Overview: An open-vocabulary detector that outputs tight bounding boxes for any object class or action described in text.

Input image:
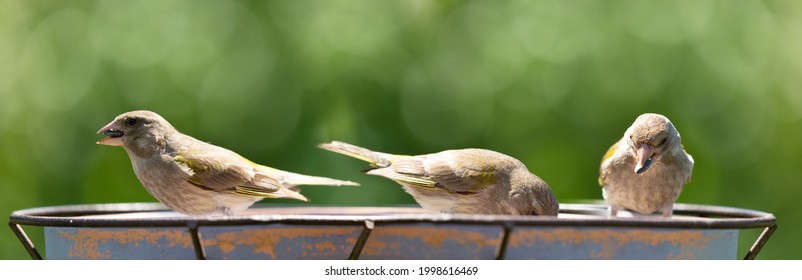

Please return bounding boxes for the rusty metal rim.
[8,202,777,260]
[8,202,776,229]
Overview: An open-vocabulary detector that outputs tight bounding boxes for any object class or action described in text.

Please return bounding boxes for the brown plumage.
[96,110,358,215]
[599,113,694,217]
[319,141,559,216]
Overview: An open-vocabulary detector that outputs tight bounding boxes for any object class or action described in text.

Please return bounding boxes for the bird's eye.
[530,209,539,216]
[126,118,138,126]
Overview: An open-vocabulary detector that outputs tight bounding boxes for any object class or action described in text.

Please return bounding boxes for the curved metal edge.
[7,203,779,260]
[10,203,169,218]
[9,203,777,230]
[743,224,778,260]
[8,222,43,260]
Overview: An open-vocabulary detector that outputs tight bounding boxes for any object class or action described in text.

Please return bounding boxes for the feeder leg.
[8,222,43,260]
[188,222,207,260]
[348,220,374,260]
[495,224,512,260]
[743,224,778,260]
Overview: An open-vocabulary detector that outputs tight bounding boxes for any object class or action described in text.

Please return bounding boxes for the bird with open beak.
[599,113,694,217]
[97,110,359,215]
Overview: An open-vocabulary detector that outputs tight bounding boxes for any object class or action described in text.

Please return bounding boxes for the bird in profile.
[97,110,358,215]
[319,141,559,216]
[599,113,694,217]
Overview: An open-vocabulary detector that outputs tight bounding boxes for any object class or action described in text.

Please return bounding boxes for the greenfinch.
[599,113,694,217]
[97,110,358,215]
[318,141,559,216]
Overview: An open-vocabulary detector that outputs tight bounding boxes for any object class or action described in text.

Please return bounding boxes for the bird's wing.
[599,140,621,186]
[381,149,503,194]
[682,144,694,184]
[173,149,285,197]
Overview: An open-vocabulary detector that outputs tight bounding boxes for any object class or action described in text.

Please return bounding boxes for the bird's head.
[625,113,680,175]
[513,172,559,216]
[97,110,177,153]
[527,188,559,217]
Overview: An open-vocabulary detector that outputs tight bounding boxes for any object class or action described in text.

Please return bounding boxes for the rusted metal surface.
[200,225,363,259]
[360,224,503,259]
[45,227,196,260]
[9,202,777,260]
[505,227,737,259]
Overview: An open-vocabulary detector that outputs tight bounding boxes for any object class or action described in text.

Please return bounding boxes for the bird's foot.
[608,205,625,217]
[660,206,673,218]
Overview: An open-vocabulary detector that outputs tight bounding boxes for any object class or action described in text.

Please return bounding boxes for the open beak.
[97,120,124,146]
[634,144,653,174]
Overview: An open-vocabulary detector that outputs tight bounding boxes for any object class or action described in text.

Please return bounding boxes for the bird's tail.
[254,164,359,188]
[318,141,401,168]
[280,172,360,187]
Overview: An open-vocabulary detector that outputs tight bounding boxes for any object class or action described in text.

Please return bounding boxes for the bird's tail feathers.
[318,141,398,168]
[275,187,309,202]
[254,163,359,187]
[280,172,360,187]
[236,185,309,202]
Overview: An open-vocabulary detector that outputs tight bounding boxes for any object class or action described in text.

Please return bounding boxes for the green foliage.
[1,0,799,259]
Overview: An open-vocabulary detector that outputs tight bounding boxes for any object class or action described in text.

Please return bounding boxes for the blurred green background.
[1,0,799,259]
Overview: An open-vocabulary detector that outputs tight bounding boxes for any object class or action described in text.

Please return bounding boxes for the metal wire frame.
[8,202,777,260]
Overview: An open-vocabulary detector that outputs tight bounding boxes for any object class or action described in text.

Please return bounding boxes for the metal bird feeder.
[8,202,776,260]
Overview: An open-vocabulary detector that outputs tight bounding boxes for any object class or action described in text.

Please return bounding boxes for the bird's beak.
[97,120,124,146]
[634,144,653,174]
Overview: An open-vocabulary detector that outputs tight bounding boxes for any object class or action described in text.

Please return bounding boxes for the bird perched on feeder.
[96,110,358,215]
[318,141,559,216]
[599,113,694,217]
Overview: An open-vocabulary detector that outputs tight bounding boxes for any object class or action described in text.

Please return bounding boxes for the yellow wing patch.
[598,142,619,187]
[601,143,618,164]
[386,169,492,194]
[235,186,278,197]
[460,169,496,193]
[385,173,439,190]
[174,155,211,173]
